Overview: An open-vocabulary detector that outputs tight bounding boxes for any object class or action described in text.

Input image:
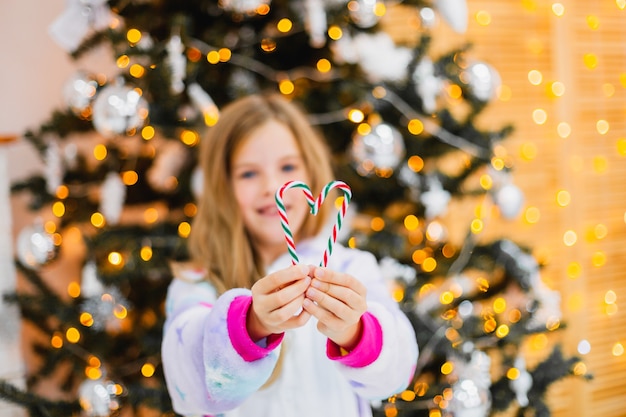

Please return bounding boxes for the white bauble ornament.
[166,35,186,94]
[63,142,79,169]
[349,0,381,28]
[412,57,444,113]
[92,85,149,137]
[16,221,57,269]
[63,71,98,115]
[419,7,438,28]
[99,172,126,225]
[45,139,63,195]
[352,32,412,83]
[510,356,533,407]
[350,122,405,176]
[421,176,451,219]
[494,183,524,219]
[304,0,328,47]
[191,166,204,201]
[435,0,468,33]
[465,61,501,103]
[81,261,104,298]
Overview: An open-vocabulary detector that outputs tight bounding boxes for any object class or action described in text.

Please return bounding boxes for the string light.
[277,18,292,33]
[556,190,571,207]
[328,25,342,40]
[552,3,565,17]
[68,282,81,298]
[126,28,141,44]
[93,144,107,160]
[218,48,231,62]
[407,119,424,135]
[475,10,491,26]
[91,212,106,228]
[207,50,220,64]
[370,217,385,232]
[108,252,124,267]
[51,332,63,349]
[141,363,156,378]
[178,221,191,238]
[144,207,159,223]
[557,121,571,138]
[52,201,65,217]
[66,327,81,343]
[578,339,591,355]
[528,69,542,85]
[56,185,69,199]
[122,171,138,185]
[116,55,130,68]
[403,214,419,231]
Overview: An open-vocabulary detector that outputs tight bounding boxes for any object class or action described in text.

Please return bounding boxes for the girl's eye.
[282,163,298,172]
[238,170,257,179]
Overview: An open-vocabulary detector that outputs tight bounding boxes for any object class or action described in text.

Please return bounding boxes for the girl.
[161,94,418,417]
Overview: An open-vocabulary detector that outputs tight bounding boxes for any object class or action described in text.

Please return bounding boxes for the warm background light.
[381,2,626,416]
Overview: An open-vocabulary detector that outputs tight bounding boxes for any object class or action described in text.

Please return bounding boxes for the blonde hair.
[188,94,335,293]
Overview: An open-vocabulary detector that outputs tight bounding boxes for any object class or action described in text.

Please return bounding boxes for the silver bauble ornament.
[349,0,381,28]
[92,85,149,137]
[16,222,57,269]
[350,122,405,176]
[63,71,98,115]
[450,378,491,417]
[465,61,501,103]
[220,0,269,13]
[78,378,120,417]
[494,183,524,219]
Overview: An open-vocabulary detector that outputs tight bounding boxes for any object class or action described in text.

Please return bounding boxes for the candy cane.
[275,180,352,267]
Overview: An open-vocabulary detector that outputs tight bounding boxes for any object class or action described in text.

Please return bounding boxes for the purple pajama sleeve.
[161,282,282,416]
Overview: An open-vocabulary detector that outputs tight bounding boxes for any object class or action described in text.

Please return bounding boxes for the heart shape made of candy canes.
[275,180,352,267]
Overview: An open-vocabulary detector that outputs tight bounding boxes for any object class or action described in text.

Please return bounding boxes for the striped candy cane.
[275,180,352,267]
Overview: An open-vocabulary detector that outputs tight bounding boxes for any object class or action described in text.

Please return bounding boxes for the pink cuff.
[227,295,284,362]
[326,311,382,368]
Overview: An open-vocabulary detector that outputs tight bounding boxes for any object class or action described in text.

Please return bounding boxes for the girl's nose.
[263,173,283,196]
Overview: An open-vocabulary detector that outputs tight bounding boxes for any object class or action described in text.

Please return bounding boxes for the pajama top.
[161,234,418,417]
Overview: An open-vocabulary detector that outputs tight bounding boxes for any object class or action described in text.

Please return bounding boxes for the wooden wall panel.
[385,1,626,416]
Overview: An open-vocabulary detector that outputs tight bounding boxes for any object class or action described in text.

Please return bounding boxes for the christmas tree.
[1,1,590,416]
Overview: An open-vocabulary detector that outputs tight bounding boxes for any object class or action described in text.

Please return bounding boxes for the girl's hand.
[302,267,367,350]
[247,264,313,341]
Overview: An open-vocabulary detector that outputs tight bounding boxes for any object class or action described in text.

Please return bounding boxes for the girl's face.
[231,120,311,266]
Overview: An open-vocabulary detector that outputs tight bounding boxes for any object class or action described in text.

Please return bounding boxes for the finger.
[267,276,311,312]
[305,286,352,319]
[312,268,367,297]
[302,297,343,327]
[310,279,365,310]
[257,264,312,293]
[268,294,311,324]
